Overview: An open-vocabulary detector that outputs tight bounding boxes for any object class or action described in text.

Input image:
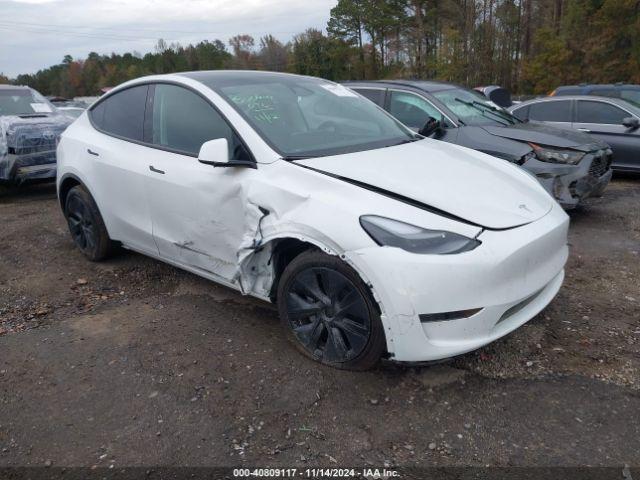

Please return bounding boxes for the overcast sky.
[0,0,337,78]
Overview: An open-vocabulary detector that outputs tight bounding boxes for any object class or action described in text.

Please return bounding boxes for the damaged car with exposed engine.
[1,85,72,185]
[344,80,613,209]
[57,71,569,370]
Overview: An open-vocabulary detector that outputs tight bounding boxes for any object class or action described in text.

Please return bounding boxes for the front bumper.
[522,150,612,209]
[0,152,57,185]
[346,202,569,362]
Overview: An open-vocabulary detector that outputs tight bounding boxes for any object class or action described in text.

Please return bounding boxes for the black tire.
[277,250,385,370]
[64,185,115,261]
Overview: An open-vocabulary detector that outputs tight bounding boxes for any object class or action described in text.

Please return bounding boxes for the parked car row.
[3,72,637,370]
[345,80,613,208]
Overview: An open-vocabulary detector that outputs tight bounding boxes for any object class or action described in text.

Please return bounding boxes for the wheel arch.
[57,173,115,244]
[58,173,84,212]
[263,236,325,302]
[257,234,382,319]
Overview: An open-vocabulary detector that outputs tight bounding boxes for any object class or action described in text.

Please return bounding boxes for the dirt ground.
[0,178,639,470]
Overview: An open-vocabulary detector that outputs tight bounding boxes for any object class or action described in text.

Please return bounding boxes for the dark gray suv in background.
[510,96,640,173]
[344,80,613,209]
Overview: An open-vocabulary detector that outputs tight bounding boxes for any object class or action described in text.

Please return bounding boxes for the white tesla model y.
[56,71,569,370]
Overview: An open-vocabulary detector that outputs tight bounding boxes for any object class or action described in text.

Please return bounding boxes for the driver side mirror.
[418,116,442,137]
[198,138,256,169]
[622,116,639,131]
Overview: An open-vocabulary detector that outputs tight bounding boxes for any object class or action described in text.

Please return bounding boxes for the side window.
[528,101,572,122]
[620,90,640,107]
[90,85,148,141]
[353,88,385,106]
[151,84,249,160]
[576,101,628,125]
[511,105,529,121]
[389,91,443,128]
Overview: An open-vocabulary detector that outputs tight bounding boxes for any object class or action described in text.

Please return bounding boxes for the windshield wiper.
[281,155,315,161]
[387,137,422,147]
[454,98,515,126]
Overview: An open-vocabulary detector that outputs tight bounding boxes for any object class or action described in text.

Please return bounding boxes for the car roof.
[511,95,640,112]
[343,79,460,93]
[0,84,30,91]
[556,84,640,91]
[177,70,317,85]
[514,95,629,108]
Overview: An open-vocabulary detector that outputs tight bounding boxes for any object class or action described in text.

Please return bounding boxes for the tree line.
[4,0,640,97]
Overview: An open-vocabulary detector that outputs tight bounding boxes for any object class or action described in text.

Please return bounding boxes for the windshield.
[0,88,55,116]
[433,88,520,126]
[210,77,416,158]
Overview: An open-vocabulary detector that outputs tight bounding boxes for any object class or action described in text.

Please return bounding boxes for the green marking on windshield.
[229,94,281,124]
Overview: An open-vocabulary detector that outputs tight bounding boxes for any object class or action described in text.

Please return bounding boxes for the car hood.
[0,113,72,149]
[296,139,553,230]
[482,122,607,151]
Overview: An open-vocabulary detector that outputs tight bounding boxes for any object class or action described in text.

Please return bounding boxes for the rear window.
[528,101,572,122]
[352,88,385,106]
[90,85,148,142]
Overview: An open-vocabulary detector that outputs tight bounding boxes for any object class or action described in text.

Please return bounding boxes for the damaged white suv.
[57,71,569,370]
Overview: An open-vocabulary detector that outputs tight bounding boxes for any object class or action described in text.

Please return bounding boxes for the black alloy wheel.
[277,250,385,370]
[64,185,115,261]
[66,193,97,254]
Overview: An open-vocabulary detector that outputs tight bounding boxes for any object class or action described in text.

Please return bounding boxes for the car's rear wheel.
[277,250,385,370]
[64,185,114,261]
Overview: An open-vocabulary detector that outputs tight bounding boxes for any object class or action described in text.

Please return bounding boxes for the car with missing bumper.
[345,80,612,209]
[57,71,569,369]
[0,85,72,185]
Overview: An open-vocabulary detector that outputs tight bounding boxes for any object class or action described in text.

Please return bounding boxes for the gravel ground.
[0,178,639,470]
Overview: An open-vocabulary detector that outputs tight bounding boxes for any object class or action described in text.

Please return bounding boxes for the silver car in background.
[510,95,640,173]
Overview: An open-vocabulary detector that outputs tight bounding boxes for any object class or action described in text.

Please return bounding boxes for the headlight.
[360,215,481,255]
[528,143,585,165]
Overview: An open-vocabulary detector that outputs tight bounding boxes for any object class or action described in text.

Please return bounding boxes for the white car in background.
[56,71,569,370]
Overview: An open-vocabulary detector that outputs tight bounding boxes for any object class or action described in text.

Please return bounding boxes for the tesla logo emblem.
[519,204,532,213]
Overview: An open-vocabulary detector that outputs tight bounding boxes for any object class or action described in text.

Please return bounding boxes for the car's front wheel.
[64,185,115,261]
[277,250,385,370]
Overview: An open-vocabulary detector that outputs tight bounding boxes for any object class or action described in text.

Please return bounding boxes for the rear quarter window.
[511,105,529,121]
[89,85,148,142]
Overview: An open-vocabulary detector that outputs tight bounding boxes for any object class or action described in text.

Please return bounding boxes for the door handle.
[87,149,99,156]
[577,128,591,133]
[149,165,165,175]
